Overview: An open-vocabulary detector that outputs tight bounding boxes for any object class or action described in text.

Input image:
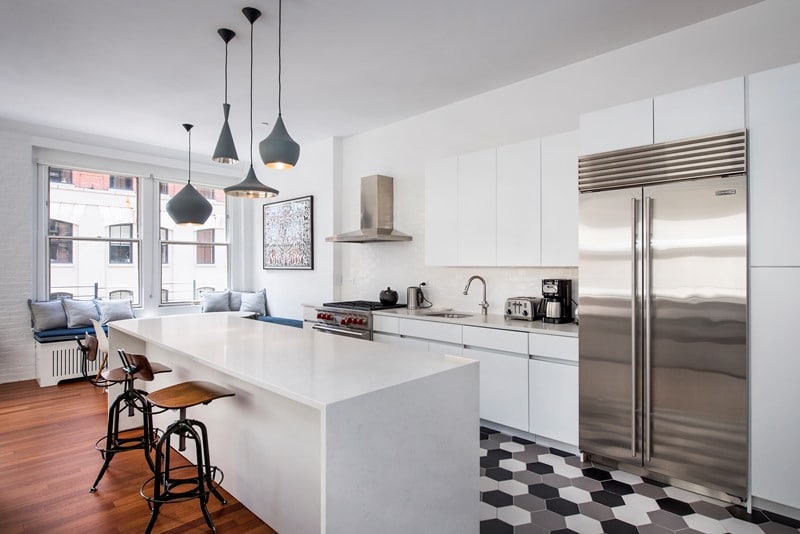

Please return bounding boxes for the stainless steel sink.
[424,312,472,318]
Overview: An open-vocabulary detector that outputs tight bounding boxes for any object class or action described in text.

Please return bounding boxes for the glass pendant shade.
[259,114,300,169]
[212,28,238,164]
[212,103,238,164]
[224,164,278,198]
[224,7,280,199]
[167,124,213,226]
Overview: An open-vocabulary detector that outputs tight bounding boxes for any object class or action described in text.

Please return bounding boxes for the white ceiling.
[0,0,760,156]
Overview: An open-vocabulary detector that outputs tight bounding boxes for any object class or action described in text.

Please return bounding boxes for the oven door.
[311,323,372,341]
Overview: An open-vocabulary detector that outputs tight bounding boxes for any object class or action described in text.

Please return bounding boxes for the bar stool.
[140,380,235,534]
[89,349,171,492]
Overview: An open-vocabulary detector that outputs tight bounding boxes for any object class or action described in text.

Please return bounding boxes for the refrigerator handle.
[643,196,652,463]
[630,197,638,458]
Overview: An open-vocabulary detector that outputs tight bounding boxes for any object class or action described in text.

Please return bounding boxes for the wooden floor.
[0,379,277,533]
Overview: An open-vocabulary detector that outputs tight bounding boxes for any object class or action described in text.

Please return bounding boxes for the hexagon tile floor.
[479,427,800,534]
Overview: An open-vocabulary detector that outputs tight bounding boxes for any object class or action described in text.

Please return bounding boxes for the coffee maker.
[541,279,573,324]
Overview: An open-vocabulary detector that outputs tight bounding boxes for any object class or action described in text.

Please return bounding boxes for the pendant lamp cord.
[250,15,254,164]
[278,0,282,116]
[224,39,229,104]
[187,127,192,184]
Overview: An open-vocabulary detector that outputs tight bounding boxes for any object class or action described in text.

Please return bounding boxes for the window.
[48,219,73,263]
[49,167,72,184]
[159,182,228,303]
[46,166,139,302]
[109,224,133,264]
[196,229,215,264]
[109,175,134,190]
[160,227,169,264]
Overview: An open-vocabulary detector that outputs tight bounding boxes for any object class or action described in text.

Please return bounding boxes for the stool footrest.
[140,465,225,505]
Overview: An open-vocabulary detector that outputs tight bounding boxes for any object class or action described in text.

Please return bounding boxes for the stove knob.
[358,318,365,325]
[523,310,529,316]
[340,319,347,325]
[506,308,512,315]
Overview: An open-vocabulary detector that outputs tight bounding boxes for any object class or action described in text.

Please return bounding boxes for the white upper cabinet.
[654,77,745,143]
[425,132,579,267]
[458,148,497,265]
[497,139,541,266]
[424,156,459,266]
[579,99,653,155]
[748,62,800,267]
[541,131,579,266]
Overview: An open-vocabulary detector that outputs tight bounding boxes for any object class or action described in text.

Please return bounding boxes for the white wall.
[245,138,338,319]
[0,131,34,381]
[336,0,800,312]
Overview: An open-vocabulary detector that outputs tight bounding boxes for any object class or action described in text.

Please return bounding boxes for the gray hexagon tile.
[479,428,800,534]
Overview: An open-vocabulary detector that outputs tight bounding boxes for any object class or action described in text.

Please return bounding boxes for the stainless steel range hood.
[326,174,412,243]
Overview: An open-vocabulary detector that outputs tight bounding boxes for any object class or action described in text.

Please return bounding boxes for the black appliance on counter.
[313,301,406,340]
[541,279,573,323]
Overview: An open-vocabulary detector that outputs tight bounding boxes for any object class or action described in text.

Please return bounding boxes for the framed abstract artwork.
[262,195,313,270]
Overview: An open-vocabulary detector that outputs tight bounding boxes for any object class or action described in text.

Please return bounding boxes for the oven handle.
[312,324,370,339]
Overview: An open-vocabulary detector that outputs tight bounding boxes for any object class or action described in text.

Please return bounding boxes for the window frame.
[108,223,134,264]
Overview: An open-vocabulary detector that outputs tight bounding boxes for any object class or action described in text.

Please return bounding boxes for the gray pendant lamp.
[224,7,279,198]
[259,0,300,170]
[166,124,213,226]
[212,28,239,164]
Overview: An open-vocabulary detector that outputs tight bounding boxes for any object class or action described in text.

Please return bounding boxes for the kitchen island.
[108,313,479,534]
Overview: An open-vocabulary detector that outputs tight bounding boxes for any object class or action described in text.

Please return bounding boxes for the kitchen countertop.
[110,312,477,408]
[372,307,579,337]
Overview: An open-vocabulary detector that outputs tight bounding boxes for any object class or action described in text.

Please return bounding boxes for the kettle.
[406,285,425,310]
[379,287,398,306]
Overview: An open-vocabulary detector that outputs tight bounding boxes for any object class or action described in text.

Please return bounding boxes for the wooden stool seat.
[146,381,234,410]
[101,362,171,383]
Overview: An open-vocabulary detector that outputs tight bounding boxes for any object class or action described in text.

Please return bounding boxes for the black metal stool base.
[89,386,156,492]
[140,418,226,534]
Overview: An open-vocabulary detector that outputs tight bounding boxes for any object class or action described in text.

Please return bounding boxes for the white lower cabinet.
[750,267,800,510]
[463,347,528,430]
[528,333,579,446]
[528,359,578,446]
[464,326,529,429]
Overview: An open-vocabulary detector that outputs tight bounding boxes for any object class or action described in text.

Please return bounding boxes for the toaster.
[504,297,543,321]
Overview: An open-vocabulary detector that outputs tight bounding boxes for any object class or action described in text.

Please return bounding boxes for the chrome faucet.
[463,275,489,316]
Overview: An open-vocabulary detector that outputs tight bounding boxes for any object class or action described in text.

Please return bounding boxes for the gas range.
[312,301,406,340]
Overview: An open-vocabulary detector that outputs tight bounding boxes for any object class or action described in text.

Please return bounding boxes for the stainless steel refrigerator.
[578,130,748,503]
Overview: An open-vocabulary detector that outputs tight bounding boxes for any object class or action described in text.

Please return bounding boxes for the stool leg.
[89,392,124,492]
[194,419,227,505]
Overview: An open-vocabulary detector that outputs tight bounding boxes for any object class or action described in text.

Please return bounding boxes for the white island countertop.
[373,307,579,337]
[112,312,474,409]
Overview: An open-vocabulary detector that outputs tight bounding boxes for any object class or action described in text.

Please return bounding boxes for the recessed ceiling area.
[0,0,761,155]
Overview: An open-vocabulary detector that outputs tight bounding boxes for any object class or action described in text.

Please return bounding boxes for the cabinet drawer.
[529,333,578,362]
[463,326,528,354]
[399,319,462,344]
[373,315,399,334]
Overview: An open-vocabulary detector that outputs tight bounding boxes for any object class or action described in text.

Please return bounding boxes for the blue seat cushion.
[33,325,107,343]
[256,316,303,329]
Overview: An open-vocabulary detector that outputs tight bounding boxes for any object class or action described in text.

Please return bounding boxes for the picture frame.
[262,195,314,270]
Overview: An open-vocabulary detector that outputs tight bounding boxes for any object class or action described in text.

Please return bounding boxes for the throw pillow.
[62,298,101,328]
[201,290,231,313]
[95,299,135,325]
[229,290,246,312]
[28,299,69,332]
[240,289,267,316]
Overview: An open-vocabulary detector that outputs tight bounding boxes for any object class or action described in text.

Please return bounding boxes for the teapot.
[379,287,398,306]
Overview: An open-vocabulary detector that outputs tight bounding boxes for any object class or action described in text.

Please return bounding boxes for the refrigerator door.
[643,175,747,499]
[579,187,643,464]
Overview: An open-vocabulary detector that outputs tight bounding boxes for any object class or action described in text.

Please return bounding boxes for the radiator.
[35,339,101,387]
